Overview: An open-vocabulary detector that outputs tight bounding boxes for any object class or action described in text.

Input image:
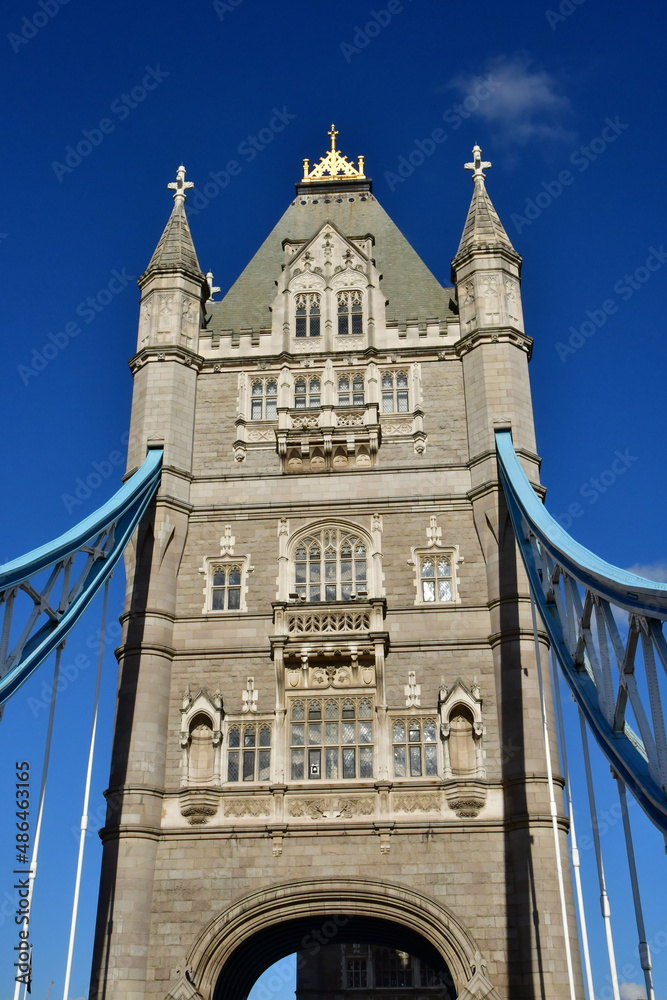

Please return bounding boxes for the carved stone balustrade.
[275,403,381,472]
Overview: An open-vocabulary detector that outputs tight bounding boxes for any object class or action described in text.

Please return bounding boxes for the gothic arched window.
[337,373,365,407]
[295,293,321,337]
[250,378,277,420]
[211,564,242,610]
[294,376,320,409]
[392,718,438,777]
[289,696,373,780]
[381,371,409,413]
[337,290,363,336]
[293,527,367,601]
[420,555,452,603]
[226,723,271,782]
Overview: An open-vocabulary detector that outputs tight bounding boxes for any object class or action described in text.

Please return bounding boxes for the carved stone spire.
[454,145,518,260]
[142,165,204,283]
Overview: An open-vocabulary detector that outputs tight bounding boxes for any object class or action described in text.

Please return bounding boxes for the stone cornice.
[128,344,205,373]
[455,326,533,359]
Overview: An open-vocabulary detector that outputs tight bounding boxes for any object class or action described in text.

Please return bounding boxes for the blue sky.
[1,1,666,997]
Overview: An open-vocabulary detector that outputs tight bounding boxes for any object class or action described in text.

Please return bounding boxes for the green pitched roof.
[144,198,203,280]
[207,193,456,331]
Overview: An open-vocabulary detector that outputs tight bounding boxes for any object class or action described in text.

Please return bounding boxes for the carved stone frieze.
[288,796,375,819]
[224,798,271,818]
[287,610,371,635]
[393,794,440,814]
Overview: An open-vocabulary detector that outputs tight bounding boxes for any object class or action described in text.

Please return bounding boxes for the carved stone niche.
[438,679,486,817]
[179,686,223,824]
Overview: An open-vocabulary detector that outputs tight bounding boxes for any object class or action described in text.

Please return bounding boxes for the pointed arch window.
[392,718,438,777]
[294,376,320,409]
[337,290,363,336]
[251,378,277,420]
[211,564,242,610]
[294,527,367,601]
[381,371,409,413]
[337,373,365,406]
[226,723,271,782]
[289,696,374,780]
[420,555,452,603]
[295,293,321,337]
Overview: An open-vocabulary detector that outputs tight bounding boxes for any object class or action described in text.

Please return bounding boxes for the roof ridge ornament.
[168,164,194,204]
[464,144,491,184]
[301,124,366,183]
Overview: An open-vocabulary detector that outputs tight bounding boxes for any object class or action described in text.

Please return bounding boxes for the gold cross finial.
[328,123,339,150]
[464,145,492,182]
[168,164,194,203]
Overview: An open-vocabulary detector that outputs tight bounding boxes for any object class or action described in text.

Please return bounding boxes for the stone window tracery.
[211,564,242,610]
[294,527,367,602]
[337,372,365,406]
[409,517,461,607]
[420,554,452,603]
[289,697,374,780]
[250,378,277,420]
[391,717,438,777]
[226,723,271,782]
[294,375,321,409]
[295,293,321,338]
[337,290,363,336]
[381,371,409,413]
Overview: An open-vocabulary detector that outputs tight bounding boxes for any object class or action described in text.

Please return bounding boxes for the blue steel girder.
[495,430,667,836]
[0,448,162,708]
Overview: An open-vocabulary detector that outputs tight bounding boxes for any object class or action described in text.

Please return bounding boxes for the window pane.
[266,398,277,419]
[309,563,320,582]
[342,723,355,744]
[228,566,241,586]
[338,315,348,336]
[439,580,452,601]
[295,379,306,392]
[325,700,338,720]
[228,728,240,748]
[351,313,363,335]
[227,588,240,610]
[358,722,372,744]
[339,376,349,391]
[309,297,320,316]
[291,724,304,746]
[393,721,405,743]
[409,745,422,776]
[397,390,409,412]
[251,400,263,419]
[259,726,271,747]
[213,568,225,586]
[353,375,364,392]
[423,581,435,602]
[295,563,306,584]
[308,701,321,720]
[227,751,239,781]
[425,744,438,776]
[308,724,321,746]
[258,750,271,781]
[291,749,304,780]
[424,721,436,742]
[309,316,320,338]
[212,590,225,611]
[342,700,355,719]
[382,392,394,413]
[341,560,352,582]
[382,373,393,389]
[325,560,336,581]
[421,558,434,578]
[342,748,356,778]
[409,722,420,743]
[243,750,255,780]
[397,373,408,388]
[310,586,321,602]
[359,699,372,719]
[393,745,406,777]
[438,557,451,577]
[325,723,339,745]
[341,584,352,601]
[295,317,306,338]
[252,382,263,396]
[325,585,336,601]
[291,702,304,721]
[309,748,321,778]
[244,727,256,747]
[325,747,339,779]
[355,560,366,581]
[359,747,373,778]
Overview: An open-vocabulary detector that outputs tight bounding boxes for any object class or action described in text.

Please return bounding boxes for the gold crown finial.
[301,126,366,183]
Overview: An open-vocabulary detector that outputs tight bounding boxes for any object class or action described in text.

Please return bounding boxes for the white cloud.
[625,561,667,583]
[445,53,574,145]
[618,982,647,1000]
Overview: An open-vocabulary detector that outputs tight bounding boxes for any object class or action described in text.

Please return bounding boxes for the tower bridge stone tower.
[90,133,581,1000]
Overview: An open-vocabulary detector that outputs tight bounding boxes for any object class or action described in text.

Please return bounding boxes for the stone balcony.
[275,403,381,472]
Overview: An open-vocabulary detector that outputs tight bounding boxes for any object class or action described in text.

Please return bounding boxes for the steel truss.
[496,430,667,836]
[0,448,162,708]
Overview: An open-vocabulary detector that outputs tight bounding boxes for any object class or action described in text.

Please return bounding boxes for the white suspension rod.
[578,710,620,1000]
[616,777,655,1000]
[62,578,110,1000]
[12,645,64,1000]
[530,597,577,1000]
[551,651,595,1000]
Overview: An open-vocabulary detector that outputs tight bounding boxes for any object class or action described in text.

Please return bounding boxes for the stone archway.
[180,878,499,1000]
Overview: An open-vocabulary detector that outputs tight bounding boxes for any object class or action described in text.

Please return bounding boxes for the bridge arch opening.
[215,915,457,1000]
